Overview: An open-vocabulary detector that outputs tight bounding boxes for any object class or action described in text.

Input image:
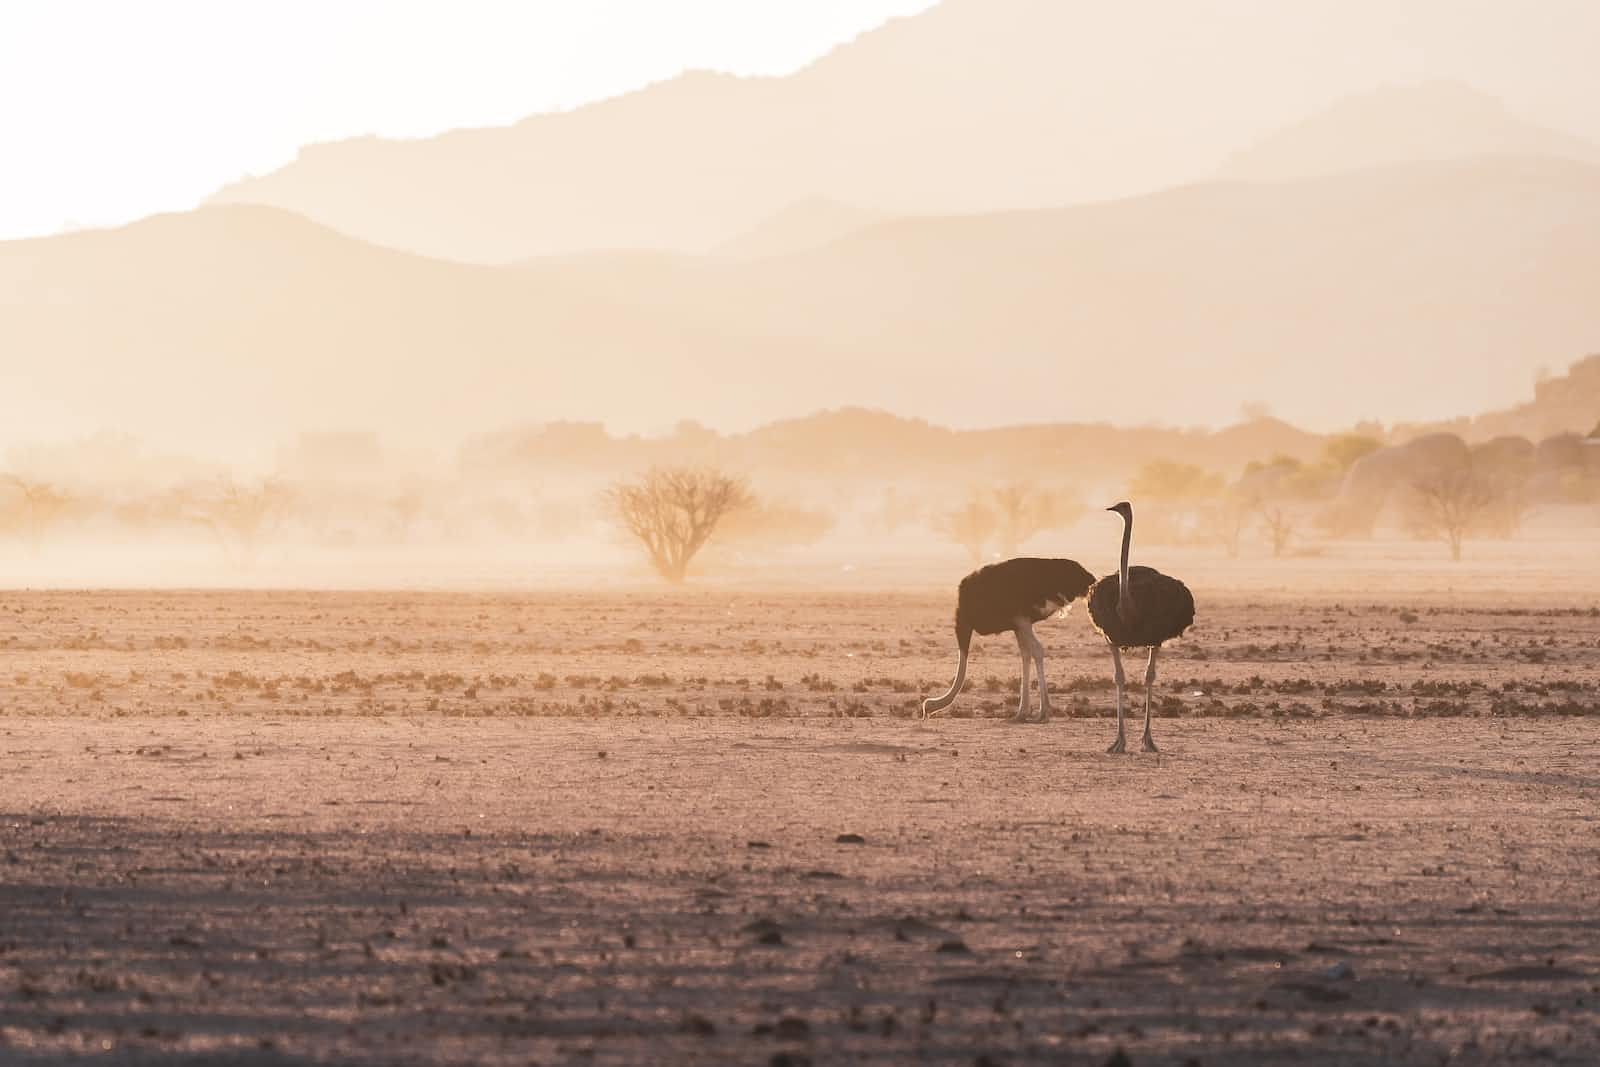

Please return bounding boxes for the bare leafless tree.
[1408,470,1496,561]
[606,467,751,582]
[185,477,290,567]
[1258,502,1298,557]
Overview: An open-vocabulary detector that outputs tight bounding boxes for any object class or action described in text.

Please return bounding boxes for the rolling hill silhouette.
[6,155,1599,453]
[714,197,890,259]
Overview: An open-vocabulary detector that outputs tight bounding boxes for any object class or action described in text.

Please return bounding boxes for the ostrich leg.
[1107,643,1128,753]
[1012,624,1032,721]
[1013,619,1049,723]
[1141,646,1160,753]
[1024,623,1050,723]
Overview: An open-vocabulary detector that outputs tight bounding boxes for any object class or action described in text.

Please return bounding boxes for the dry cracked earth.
[1,588,1598,1065]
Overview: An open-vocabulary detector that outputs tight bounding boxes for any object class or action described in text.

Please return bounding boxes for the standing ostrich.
[1087,502,1195,753]
[920,557,1095,722]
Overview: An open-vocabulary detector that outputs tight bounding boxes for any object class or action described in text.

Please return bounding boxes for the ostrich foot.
[1036,705,1051,724]
[1141,733,1159,753]
[1107,733,1127,754]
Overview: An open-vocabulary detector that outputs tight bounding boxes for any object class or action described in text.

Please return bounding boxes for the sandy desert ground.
[2,585,1598,1065]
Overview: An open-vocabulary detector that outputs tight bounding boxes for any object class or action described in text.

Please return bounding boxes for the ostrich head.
[1106,501,1132,520]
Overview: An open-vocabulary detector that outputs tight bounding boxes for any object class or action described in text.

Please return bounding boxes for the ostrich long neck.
[1117,511,1136,622]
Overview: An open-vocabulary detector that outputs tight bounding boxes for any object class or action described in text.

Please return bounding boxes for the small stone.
[773,1016,811,1041]
[742,918,786,945]
[835,833,866,844]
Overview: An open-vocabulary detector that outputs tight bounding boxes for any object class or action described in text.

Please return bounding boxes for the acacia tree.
[1258,502,1297,557]
[936,493,997,564]
[991,484,1082,557]
[1408,469,1496,561]
[607,467,751,582]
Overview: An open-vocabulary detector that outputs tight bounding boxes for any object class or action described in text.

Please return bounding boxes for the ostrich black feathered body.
[1087,566,1195,649]
[955,557,1095,639]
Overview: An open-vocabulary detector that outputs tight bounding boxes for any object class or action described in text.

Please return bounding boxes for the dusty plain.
[2,581,1599,1065]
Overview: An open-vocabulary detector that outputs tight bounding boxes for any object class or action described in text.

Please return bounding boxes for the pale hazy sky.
[0,0,936,240]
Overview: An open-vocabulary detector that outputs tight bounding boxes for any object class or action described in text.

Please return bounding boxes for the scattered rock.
[773,1016,811,1041]
[835,833,866,844]
[429,963,477,985]
[677,1013,716,1036]
[1324,961,1355,980]
[1104,1048,1133,1067]
[747,840,771,849]
[742,918,786,946]
[937,939,972,954]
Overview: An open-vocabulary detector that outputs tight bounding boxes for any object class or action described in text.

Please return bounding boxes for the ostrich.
[1087,501,1195,753]
[920,557,1095,722]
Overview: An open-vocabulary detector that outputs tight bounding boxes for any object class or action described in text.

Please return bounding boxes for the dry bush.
[182,477,292,567]
[991,484,1082,556]
[1477,484,1533,539]
[0,476,76,556]
[1130,459,1224,502]
[1321,433,1383,473]
[606,467,751,582]
[1258,502,1298,557]
[935,493,998,563]
[1198,491,1253,557]
[1128,460,1224,543]
[1234,454,1344,556]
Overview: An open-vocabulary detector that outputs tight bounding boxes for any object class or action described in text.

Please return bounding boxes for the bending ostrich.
[1087,502,1195,752]
[920,557,1095,722]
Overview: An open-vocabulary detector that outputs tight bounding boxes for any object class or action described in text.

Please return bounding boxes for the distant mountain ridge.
[1221,81,1600,182]
[206,0,1600,262]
